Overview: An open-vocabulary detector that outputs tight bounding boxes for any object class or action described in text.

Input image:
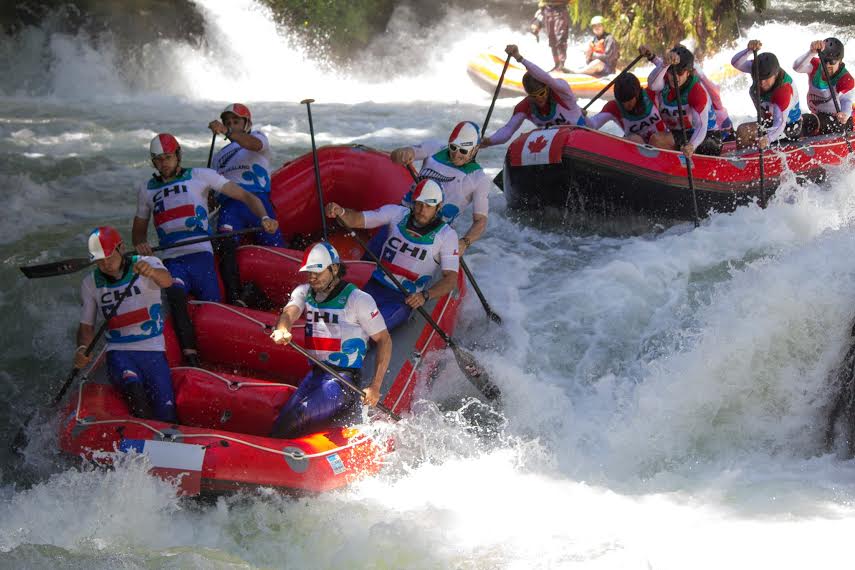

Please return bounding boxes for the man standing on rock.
[533,0,571,73]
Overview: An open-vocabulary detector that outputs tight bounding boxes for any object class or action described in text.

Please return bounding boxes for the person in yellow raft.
[574,16,620,77]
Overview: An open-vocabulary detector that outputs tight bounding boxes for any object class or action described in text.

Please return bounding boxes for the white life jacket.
[373,213,453,293]
[303,282,372,369]
[212,130,272,194]
[406,149,486,222]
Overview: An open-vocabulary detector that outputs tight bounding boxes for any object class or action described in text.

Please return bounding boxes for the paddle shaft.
[303,99,329,240]
[405,165,501,324]
[816,49,853,154]
[751,49,767,208]
[481,53,512,134]
[285,341,401,421]
[670,67,701,227]
[206,132,217,168]
[582,53,646,112]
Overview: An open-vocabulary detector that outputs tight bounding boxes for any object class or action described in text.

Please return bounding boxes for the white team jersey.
[286,282,387,369]
[362,204,459,293]
[135,168,230,259]
[80,256,167,352]
[211,130,273,194]
[406,139,491,222]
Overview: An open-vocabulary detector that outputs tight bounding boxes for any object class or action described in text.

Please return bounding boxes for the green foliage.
[261,0,397,58]
[570,0,764,62]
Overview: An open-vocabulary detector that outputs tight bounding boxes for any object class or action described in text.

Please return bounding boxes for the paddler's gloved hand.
[270,327,292,345]
[261,216,279,234]
[639,45,654,62]
[208,120,228,136]
[73,345,91,369]
[390,147,415,166]
[325,202,346,219]
[810,40,825,52]
[758,135,769,150]
[666,51,681,66]
[133,259,156,278]
[505,44,523,63]
[747,39,762,52]
[362,385,380,407]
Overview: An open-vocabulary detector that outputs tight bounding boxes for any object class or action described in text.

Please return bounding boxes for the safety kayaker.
[325,179,459,331]
[269,242,392,438]
[793,38,854,136]
[208,103,285,306]
[389,121,490,255]
[575,16,619,77]
[133,133,279,366]
[481,44,585,149]
[647,45,723,157]
[75,226,176,421]
[731,40,803,150]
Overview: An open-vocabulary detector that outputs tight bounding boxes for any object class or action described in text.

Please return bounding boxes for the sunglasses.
[823,59,841,66]
[448,144,471,155]
[528,86,549,98]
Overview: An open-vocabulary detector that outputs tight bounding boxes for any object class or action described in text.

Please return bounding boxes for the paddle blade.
[451,344,501,401]
[19,257,93,279]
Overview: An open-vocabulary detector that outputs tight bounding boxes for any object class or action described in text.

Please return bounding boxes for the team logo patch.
[370,309,380,319]
[122,370,139,381]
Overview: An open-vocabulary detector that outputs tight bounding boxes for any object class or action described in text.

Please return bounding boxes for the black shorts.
[673,129,723,156]
[801,113,853,137]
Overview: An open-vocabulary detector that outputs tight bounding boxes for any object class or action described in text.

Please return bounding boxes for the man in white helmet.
[576,16,620,77]
[208,103,285,306]
[325,179,460,332]
[133,133,279,366]
[389,121,491,255]
[269,242,392,438]
[75,226,176,421]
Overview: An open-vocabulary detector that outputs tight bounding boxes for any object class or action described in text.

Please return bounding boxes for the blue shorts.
[272,367,359,438]
[362,278,411,331]
[217,193,284,247]
[163,251,221,302]
[106,350,176,422]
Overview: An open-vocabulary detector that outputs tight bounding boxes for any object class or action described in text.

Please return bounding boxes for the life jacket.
[409,148,483,222]
[658,73,716,133]
[373,213,450,293]
[613,88,665,140]
[750,71,802,125]
[806,59,854,115]
[144,168,211,252]
[304,281,371,370]
[89,256,165,350]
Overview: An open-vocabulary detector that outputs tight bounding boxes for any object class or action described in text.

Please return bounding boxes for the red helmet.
[149,133,181,158]
[88,226,123,261]
[221,103,252,132]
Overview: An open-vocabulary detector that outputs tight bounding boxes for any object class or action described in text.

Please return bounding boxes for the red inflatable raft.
[502,126,852,221]
[58,145,467,495]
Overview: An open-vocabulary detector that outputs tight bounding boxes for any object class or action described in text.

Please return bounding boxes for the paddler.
[207,103,285,306]
[793,38,854,136]
[480,44,585,149]
[324,179,459,331]
[75,226,177,421]
[133,133,279,366]
[574,16,620,77]
[269,242,392,438]
[731,40,803,150]
[389,121,491,255]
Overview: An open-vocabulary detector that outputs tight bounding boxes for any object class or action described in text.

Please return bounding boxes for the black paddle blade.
[492,170,504,192]
[20,257,92,279]
[451,344,501,401]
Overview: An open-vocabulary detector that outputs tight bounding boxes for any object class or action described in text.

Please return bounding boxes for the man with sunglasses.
[390,121,490,255]
[793,38,854,136]
[481,44,584,149]
[647,45,723,157]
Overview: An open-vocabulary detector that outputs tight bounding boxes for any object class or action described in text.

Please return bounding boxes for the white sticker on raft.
[326,453,346,475]
[119,439,206,494]
[520,128,562,166]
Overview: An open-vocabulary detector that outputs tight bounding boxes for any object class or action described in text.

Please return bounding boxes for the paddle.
[283,340,402,421]
[404,165,502,324]
[751,49,768,208]
[338,220,501,401]
[19,227,262,279]
[12,272,142,453]
[816,48,853,154]
[581,53,646,112]
[670,66,701,228]
[206,132,217,168]
[482,53,512,137]
[301,98,329,241]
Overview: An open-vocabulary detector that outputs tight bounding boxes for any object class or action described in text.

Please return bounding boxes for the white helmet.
[149,133,181,159]
[88,226,123,261]
[448,121,481,153]
[299,242,341,273]
[220,103,252,133]
[590,15,604,26]
[411,179,444,206]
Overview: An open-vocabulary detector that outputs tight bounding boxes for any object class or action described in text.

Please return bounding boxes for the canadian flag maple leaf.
[527,135,548,153]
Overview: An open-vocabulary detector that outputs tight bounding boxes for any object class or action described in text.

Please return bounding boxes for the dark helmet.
[755,52,780,80]
[670,44,694,73]
[614,72,642,103]
[821,37,844,62]
[522,72,547,95]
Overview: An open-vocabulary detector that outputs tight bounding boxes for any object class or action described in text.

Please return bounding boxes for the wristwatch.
[461,237,472,247]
